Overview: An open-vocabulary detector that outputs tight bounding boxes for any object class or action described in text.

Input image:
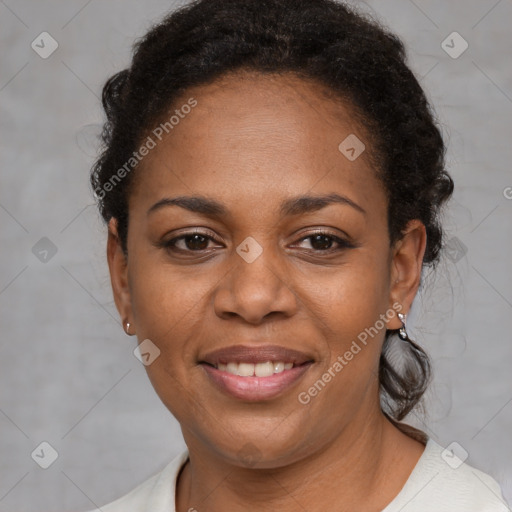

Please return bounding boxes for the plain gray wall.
[1,1,511,510]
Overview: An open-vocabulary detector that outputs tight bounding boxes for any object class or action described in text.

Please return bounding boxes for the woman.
[88,0,509,510]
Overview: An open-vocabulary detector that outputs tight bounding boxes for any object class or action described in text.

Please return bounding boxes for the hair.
[91,0,454,425]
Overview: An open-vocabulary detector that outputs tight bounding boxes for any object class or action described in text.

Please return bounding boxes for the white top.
[90,438,510,511]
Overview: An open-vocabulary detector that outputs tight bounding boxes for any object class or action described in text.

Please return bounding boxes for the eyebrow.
[147,192,366,217]
[280,193,366,216]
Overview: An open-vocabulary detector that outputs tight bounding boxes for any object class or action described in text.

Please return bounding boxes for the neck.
[176,406,424,512]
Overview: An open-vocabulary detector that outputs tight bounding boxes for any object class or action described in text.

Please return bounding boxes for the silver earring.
[397,312,408,340]
[124,321,132,336]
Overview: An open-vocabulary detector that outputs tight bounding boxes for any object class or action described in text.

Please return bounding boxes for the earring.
[124,320,133,336]
[397,312,408,340]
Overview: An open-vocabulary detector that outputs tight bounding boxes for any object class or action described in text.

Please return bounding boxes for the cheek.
[295,251,391,417]
[127,262,211,419]
[128,255,217,340]
[301,250,391,346]
[127,261,219,404]
[294,265,389,426]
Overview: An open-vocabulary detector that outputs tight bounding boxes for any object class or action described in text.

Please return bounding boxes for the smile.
[199,345,314,401]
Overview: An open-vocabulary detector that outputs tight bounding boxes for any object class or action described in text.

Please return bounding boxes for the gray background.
[1,0,511,510]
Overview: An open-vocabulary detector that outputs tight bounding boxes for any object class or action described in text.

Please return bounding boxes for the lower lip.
[201,363,313,401]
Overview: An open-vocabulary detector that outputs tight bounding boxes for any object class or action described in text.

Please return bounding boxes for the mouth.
[199,345,314,401]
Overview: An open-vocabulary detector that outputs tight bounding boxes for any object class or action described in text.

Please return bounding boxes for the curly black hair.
[91,0,454,425]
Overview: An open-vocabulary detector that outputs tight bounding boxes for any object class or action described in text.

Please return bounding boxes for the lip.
[199,344,314,401]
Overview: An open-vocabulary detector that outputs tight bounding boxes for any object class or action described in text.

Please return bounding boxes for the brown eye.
[182,234,209,250]
[293,231,354,252]
[309,234,334,250]
[158,230,224,255]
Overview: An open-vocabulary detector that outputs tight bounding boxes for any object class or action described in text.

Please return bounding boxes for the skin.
[107,71,427,512]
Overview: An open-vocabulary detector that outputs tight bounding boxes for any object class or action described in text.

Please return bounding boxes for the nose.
[213,247,298,325]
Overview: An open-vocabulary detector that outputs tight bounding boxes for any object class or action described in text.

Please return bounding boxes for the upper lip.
[200,344,314,366]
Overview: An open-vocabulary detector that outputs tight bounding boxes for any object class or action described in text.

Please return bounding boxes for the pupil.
[186,234,208,250]
[311,234,332,250]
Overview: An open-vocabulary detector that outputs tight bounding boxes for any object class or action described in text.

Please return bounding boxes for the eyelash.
[159,229,355,255]
[292,231,355,252]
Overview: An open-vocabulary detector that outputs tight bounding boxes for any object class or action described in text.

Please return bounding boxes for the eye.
[159,230,224,254]
[292,230,354,252]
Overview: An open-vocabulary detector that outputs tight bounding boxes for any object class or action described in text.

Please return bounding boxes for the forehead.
[130,71,384,216]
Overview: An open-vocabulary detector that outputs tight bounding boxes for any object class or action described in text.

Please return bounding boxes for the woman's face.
[108,72,425,467]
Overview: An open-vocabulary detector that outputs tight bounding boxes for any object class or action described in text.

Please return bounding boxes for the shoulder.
[385,438,510,512]
[84,450,189,512]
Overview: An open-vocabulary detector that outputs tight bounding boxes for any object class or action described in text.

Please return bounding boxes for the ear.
[386,219,427,330]
[107,218,133,330]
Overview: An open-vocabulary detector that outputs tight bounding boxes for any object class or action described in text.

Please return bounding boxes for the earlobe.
[107,218,133,331]
[386,220,427,330]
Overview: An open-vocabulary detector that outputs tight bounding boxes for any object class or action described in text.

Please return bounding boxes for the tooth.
[227,362,238,375]
[273,361,285,373]
[220,361,294,376]
[238,363,255,376]
[255,361,274,377]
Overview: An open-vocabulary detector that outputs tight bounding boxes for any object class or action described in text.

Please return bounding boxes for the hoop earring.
[397,312,408,340]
